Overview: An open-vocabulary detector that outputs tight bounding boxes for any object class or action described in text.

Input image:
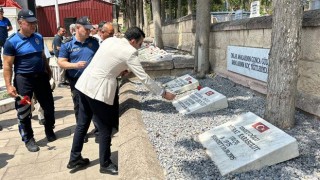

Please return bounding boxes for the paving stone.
[36,147,70,163]
[3,159,63,179]
[0,167,8,180]
[0,130,19,140]
[0,139,9,147]
[6,153,38,167]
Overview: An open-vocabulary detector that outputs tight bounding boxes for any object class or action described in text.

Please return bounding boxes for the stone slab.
[140,60,174,71]
[198,112,299,176]
[119,79,165,180]
[0,98,15,114]
[172,87,228,115]
[163,74,199,94]
[172,54,195,68]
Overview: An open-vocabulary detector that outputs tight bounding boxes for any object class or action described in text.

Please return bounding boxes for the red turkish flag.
[252,122,270,133]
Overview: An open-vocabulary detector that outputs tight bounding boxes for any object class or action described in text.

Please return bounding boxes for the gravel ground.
[134,74,320,180]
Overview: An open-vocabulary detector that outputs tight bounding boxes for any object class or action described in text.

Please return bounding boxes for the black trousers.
[70,91,115,166]
[68,77,80,122]
[14,73,55,142]
[93,86,119,136]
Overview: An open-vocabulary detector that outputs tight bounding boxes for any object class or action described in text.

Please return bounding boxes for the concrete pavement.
[0,87,119,180]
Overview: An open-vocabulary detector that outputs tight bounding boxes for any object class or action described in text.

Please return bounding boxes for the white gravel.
[134,74,320,180]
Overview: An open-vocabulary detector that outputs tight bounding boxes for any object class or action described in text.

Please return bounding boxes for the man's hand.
[76,61,87,69]
[6,85,17,98]
[162,91,175,100]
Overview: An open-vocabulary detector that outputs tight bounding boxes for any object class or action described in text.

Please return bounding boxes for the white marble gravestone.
[198,112,299,176]
[163,74,199,94]
[139,46,173,62]
[172,87,228,114]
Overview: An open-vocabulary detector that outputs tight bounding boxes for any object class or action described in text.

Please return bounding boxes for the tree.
[194,0,211,78]
[151,0,164,48]
[142,0,150,36]
[177,0,182,18]
[264,0,303,128]
[187,0,193,14]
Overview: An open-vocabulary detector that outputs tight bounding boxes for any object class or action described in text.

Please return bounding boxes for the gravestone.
[172,87,228,115]
[163,74,199,94]
[198,112,299,176]
[235,10,244,20]
[139,46,173,62]
[250,1,261,18]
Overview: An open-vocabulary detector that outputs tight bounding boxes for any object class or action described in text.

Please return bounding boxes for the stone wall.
[158,9,320,117]
[162,14,196,53]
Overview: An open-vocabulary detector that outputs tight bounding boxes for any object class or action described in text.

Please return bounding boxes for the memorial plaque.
[227,46,269,82]
[198,112,299,176]
[172,87,228,115]
[163,74,199,94]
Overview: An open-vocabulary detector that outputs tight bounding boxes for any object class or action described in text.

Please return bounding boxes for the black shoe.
[0,125,2,131]
[45,128,57,142]
[84,134,89,143]
[67,157,90,169]
[47,134,57,142]
[62,82,70,86]
[112,127,118,137]
[25,138,40,152]
[100,161,118,175]
[39,119,45,125]
[58,82,69,88]
[95,135,99,143]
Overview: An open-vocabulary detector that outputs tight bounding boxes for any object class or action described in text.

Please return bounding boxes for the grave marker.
[163,74,199,94]
[172,87,228,115]
[198,112,299,176]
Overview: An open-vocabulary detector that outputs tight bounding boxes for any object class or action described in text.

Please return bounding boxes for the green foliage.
[211,0,225,11]
[145,1,152,23]
[0,91,10,101]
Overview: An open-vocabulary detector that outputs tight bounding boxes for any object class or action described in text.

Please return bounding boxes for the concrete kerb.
[119,78,165,180]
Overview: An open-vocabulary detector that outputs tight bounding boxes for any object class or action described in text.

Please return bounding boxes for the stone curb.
[119,78,165,180]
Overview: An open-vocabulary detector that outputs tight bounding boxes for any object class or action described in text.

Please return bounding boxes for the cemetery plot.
[198,112,299,176]
[163,74,199,94]
[138,45,173,62]
[172,87,228,115]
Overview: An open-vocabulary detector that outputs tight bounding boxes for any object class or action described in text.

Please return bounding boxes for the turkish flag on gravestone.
[0,0,22,9]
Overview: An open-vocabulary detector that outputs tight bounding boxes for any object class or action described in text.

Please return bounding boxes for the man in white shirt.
[67,27,175,174]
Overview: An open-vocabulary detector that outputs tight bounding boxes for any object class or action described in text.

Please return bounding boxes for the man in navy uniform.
[3,9,56,152]
[0,7,13,69]
[58,16,99,143]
